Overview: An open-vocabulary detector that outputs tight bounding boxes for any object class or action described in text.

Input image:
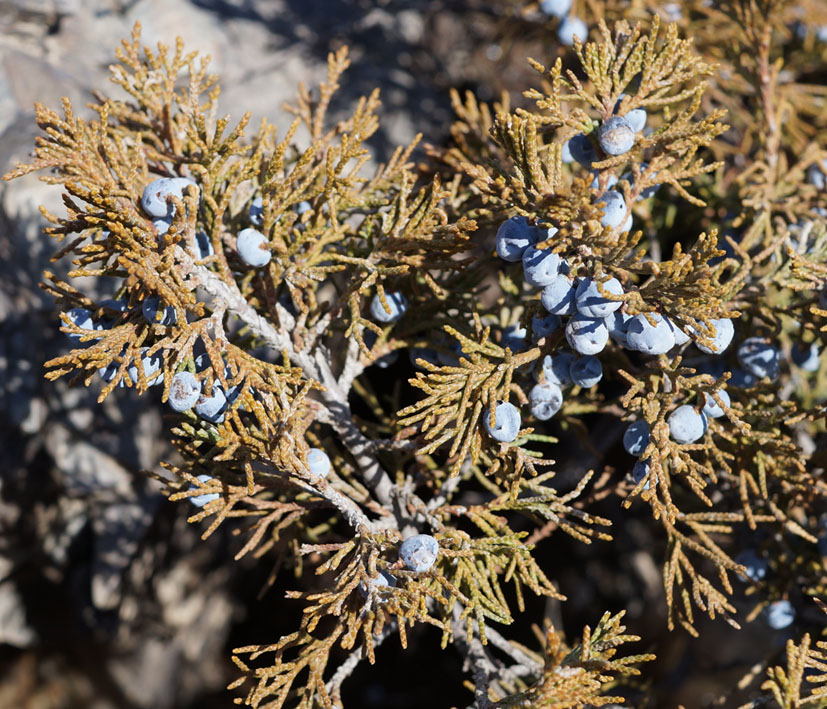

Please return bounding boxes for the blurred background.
[0,1,818,707]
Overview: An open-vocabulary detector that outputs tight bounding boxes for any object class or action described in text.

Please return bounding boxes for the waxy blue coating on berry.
[791,342,820,372]
[168,371,202,412]
[590,171,618,191]
[569,355,602,388]
[557,15,588,46]
[599,190,627,228]
[702,389,730,419]
[65,307,96,343]
[529,380,564,420]
[142,296,177,326]
[623,420,650,456]
[482,401,521,442]
[735,549,768,582]
[399,534,439,572]
[531,312,562,341]
[522,245,563,287]
[561,139,574,163]
[598,116,635,156]
[194,382,228,423]
[607,310,632,346]
[249,196,264,226]
[237,228,271,267]
[665,317,691,346]
[575,276,623,318]
[141,177,196,219]
[496,216,537,262]
[128,348,164,387]
[537,352,576,387]
[189,474,220,507]
[766,600,794,629]
[625,313,675,355]
[307,448,331,478]
[668,405,708,444]
[370,291,408,323]
[568,134,597,167]
[737,337,780,380]
[541,275,579,316]
[566,313,609,355]
[614,94,647,133]
[358,570,397,598]
[153,217,171,235]
[695,318,734,355]
[539,0,571,17]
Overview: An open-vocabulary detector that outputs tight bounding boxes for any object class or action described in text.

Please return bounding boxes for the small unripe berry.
[623,420,650,456]
[575,277,623,318]
[168,371,201,412]
[237,228,272,267]
[565,313,609,355]
[399,534,439,572]
[496,216,537,262]
[668,405,708,444]
[529,380,564,420]
[482,401,521,442]
[569,355,602,388]
[598,116,635,156]
[307,448,331,478]
[370,291,408,323]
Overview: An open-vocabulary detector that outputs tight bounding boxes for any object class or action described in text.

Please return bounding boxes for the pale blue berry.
[529,381,564,420]
[194,381,228,423]
[614,94,647,133]
[195,230,214,259]
[791,342,820,372]
[737,337,780,380]
[522,245,563,287]
[557,15,588,45]
[482,401,521,442]
[607,310,632,347]
[568,134,597,167]
[599,190,627,229]
[539,0,571,18]
[142,296,177,326]
[735,549,768,582]
[496,216,537,262]
[532,312,562,341]
[695,318,734,355]
[237,228,271,267]
[399,534,439,572]
[569,355,602,388]
[590,172,618,191]
[141,177,196,219]
[537,352,576,387]
[561,139,574,163]
[621,214,633,233]
[566,314,609,355]
[153,217,172,235]
[623,421,650,456]
[128,348,164,387]
[297,200,312,214]
[307,448,331,478]
[807,164,826,190]
[189,474,220,507]
[541,275,578,316]
[668,405,708,444]
[702,389,730,419]
[598,116,635,156]
[625,313,675,355]
[358,570,397,598]
[370,291,408,323]
[766,600,794,629]
[65,307,96,343]
[575,276,623,318]
[168,371,201,412]
[665,317,691,346]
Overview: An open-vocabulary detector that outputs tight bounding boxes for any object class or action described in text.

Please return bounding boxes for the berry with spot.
[625,313,675,355]
[168,371,202,412]
[482,401,521,442]
[791,341,820,372]
[565,313,609,355]
[531,312,561,341]
[237,228,272,267]
[598,190,627,228]
[598,115,635,156]
[569,355,602,388]
[399,534,439,572]
[194,381,228,423]
[307,448,331,478]
[522,245,563,287]
[529,380,564,420]
[575,276,623,318]
[141,177,196,219]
